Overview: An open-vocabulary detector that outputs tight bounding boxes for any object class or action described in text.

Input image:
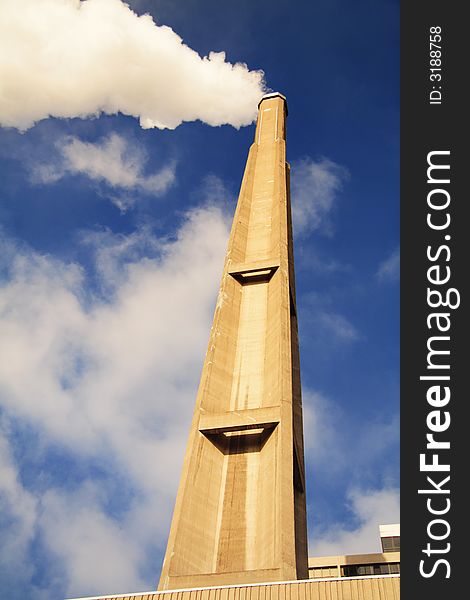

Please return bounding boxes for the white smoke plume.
[0,0,267,131]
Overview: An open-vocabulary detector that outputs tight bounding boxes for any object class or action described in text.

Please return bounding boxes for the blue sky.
[0,1,399,598]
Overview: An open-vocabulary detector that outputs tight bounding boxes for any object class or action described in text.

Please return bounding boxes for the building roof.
[379,524,400,538]
[67,575,400,600]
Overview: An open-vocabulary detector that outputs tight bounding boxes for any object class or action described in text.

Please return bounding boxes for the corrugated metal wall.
[71,575,400,600]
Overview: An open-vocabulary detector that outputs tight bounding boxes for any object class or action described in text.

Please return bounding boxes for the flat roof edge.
[66,574,400,600]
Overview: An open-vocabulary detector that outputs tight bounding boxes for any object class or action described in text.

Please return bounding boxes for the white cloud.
[198,173,235,207]
[0,0,266,131]
[40,485,148,597]
[0,203,231,597]
[318,311,359,341]
[0,426,38,591]
[309,487,400,556]
[302,390,341,458]
[1,205,230,479]
[296,247,350,275]
[32,133,176,209]
[291,157,349,236]
[303,389,399,480]
[377,247,400,282]
[80,226,163,292]
[301,293,359,344]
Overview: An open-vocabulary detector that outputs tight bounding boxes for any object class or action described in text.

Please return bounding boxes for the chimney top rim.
[258,92,288,114]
